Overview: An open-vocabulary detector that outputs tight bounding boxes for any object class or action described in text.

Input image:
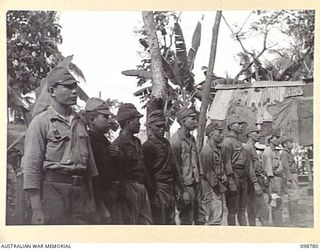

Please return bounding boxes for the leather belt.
[44,171,84,186]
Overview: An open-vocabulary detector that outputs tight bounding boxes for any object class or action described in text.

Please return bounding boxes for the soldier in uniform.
[113,103,152,224]
[142,110,183,224]
[170,107,205,225]
[84,97,123,224]
[221,114,262,226]
[22,67,104,224]
[262,130,284,227]
[200,121,228,225]
[243,126,269,226]
[280,134,299,226]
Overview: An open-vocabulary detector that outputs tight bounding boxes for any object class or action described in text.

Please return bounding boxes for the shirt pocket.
[46,131,70,162]
[76,132,90,164]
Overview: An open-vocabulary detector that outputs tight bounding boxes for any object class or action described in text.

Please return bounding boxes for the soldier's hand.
[181,191,191,205]
[109,145,121,158]
[254,182,263,196]
[31,208,45,225]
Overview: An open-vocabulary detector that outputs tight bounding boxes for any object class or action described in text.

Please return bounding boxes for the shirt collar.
[48,105,78,124]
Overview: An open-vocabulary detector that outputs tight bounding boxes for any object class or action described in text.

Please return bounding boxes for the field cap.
[85,97,113,115]
[280,134,293,145]
[245,126,261,136]
[205,121,224,135]
[226,114,245,126]
[47,67,78,90]
[176,107,196,122]
[148,110,165,125]
[116,103,143,122]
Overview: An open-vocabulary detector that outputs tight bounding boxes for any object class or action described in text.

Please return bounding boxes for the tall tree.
[142,11,167,109]
[123,12,202,130]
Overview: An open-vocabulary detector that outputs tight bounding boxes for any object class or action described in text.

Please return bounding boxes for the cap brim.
[98,110,114,116]
[57,79,79,85]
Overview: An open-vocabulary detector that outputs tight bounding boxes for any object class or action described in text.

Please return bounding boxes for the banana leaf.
[173,22,188,65]
[187,21,201,70]
[122,70,152,79]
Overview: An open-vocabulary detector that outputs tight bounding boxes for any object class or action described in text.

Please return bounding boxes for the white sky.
[57,11,289,134]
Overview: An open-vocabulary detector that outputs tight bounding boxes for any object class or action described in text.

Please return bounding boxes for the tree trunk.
[196,11,222,151]
[142,11,167,109]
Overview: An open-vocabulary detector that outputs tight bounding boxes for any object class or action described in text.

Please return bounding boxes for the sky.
[57,11,289,133]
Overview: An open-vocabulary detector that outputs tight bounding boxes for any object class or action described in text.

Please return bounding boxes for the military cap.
[148,110,165,125]
[280,134,293,145]
[245,126,261,136]
[226,114,245,126]
[205,121,224,135]
[46,67,78,90]
[116,103,143,122]
[85,97,113,115]
[266,128,281,142]
[176,107,196,122]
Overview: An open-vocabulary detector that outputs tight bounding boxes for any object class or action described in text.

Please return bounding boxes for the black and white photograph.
[3,5,317,243]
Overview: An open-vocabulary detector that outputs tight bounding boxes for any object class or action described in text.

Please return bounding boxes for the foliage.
[227,10,314,82]
[7,11,63,95]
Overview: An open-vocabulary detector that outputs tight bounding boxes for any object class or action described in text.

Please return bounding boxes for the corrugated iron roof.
[208,84,306,123]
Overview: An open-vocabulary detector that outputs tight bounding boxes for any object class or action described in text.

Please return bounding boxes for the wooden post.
[196,11,222,151]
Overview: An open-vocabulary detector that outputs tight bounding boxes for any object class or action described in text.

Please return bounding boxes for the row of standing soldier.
[22,66,299,225]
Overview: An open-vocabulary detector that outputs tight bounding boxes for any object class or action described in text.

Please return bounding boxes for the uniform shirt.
[200,140,224,189]
[281,148,298,181]
[262,146,283,177]
[170,128,203,186]
[88,130,121,184]
[143,135,182,195]
[22,106,98,190]
[243,142,265,177]
[221,134,257,183]
[113,131,147,184]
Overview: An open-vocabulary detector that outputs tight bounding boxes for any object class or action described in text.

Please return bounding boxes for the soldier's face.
[230,122,243,134]
[285,140,294,150]
[92,114,111,134]
[250,131,260,142]
[184,115,198,131]
[52,83,78,106]
[129,117,141,134]
[150,123,165,138]
[211,129,224,143]
[270,136,280,146]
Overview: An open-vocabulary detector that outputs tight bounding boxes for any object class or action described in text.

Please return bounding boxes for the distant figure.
[221,114,261,226]
[243,126,269,226]
[262,130,284,227]
[170,107,205,225]
[143,110,183,224]
[84,97,123,224]
[200,121,228,225]
[113,103,152,224]
[280,134,299,226]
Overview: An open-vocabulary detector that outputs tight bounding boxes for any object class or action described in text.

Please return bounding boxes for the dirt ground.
[218,184,314,227]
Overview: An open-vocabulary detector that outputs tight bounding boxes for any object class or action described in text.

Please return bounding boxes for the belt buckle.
[72,175,82,186]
